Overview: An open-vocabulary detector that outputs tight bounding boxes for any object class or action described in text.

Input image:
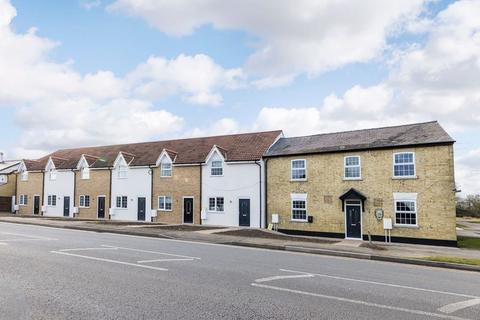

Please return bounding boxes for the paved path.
[1,222,480,319]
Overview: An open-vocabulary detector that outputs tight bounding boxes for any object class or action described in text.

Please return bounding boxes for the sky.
[0,0,479,195]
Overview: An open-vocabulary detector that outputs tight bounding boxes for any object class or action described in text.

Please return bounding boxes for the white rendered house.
[43,157,75,217]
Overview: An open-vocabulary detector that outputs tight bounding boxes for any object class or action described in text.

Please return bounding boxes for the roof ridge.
[284,121,439,140]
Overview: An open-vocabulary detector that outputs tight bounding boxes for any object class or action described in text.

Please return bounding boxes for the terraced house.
[0,156,20,213]
[16,159,46,216]
[11,131,282,227]
[264,121,457,246]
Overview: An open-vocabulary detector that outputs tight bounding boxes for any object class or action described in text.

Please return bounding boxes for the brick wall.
[75,169,111,219]
[16,172,43,215]
[152,165,201,224]
[266,145,456,241]
[0,173,16,197]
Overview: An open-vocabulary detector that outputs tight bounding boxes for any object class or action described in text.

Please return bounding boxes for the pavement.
[1,222,480,319]
[457,218,480,238]
[1,215,480,272]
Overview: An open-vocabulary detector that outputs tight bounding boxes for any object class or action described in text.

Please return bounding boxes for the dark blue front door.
[346,205,361,238]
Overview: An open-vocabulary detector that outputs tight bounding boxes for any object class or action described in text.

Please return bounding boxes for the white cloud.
[108,0,426,81]
[0,0,239,158]
[80,0,102,10]
[456,149,480,196]
[127,54,244,106]
[189,118,240,137]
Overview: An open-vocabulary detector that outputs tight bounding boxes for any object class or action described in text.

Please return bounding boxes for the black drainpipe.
[255,160,262,228]
[108,167,112,220]
[149,165,154,222]
[264,158,269,228]
[41,171,45,216]
[199,164,203,225]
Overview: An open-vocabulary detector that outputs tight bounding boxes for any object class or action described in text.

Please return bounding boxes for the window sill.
[114,207,128,210]
[208,210,224,214]
[158,209,173,212]
[394,224,419,229]
[79,206,90,209]
[210,175,224,177]
[160,176,172,178]
[290,179,307,182]
[290,219,308,223]
[392,176,417,180]
[343,178,362,181]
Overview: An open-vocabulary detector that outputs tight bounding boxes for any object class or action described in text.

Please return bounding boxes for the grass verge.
[458,236,480,249]
[424,256,480,266]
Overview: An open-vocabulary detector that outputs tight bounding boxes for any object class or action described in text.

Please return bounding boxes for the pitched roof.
[21,130,282,170]
[265,121,454,157]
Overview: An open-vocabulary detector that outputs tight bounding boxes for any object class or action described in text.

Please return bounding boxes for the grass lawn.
[424,256,480,266]
[458,236,480,249]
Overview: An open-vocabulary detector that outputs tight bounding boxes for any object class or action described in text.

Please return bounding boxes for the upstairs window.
[291,159,306,180]
[49,169,57,181]
[211,160,223,176]
[344,156,361,179]
[160,162,172,177]
[158,196,172,211]
[208,197,224,212]
[118,165,127,179]
[81,167,90,180]
[47,195,57,206]
[116,196,128,208]
[393,152,415,178]
[19,195,28,205]
[21,171,28,181]
[395,200,417,226]
[79,195,90,208]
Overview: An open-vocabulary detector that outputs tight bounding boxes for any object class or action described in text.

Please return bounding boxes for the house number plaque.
[375,208,384,220]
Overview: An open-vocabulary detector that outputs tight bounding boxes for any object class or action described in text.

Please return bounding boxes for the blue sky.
[0,0,479,194]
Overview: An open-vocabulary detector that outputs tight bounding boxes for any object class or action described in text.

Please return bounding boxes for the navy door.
[346,205,361,238]
[33,196,40,215]
[63,196,70,217]
[97,196,105,219]
[137,197,146,221]
[239,199,250,227]
[183,198,193,223]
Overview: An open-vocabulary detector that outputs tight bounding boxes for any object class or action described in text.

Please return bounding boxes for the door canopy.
[339,188,366,212]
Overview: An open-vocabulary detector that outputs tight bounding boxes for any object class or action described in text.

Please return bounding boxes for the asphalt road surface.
[1,222,479,320]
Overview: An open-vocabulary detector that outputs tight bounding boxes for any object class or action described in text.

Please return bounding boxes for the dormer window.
[21,171,28,181]
[118,165,127,179]
[211,160,223,176]
[81,167,90,180]
[161,162,172,177]
[49,169,57,181]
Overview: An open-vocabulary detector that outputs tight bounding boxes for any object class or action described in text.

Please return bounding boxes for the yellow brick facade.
[267,145,456,242]
[0,173,16,197]
[16,172,43,215]
[152,165,201,224]
[75,169,111,219]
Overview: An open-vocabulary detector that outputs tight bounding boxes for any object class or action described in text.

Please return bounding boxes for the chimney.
[0,152,4,163]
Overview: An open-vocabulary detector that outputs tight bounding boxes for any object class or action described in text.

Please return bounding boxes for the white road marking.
[439,299,480,314]
[50,250,168,271]
[254,274,314,283]
[1,232,56,240]
[251,283,471,320]
[137,258,195,264]
[101,244,201,260]
[58,247,119,252]
[280,268,479,299]
[0,231,58,243]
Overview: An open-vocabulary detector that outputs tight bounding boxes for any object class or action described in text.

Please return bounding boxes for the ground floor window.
[79,195,90,208]
[47,195,57,206]
[158,196,172,211]
[208,197,224,212]
[291,194,307,221]
[19,194,28,205]
[116,196,128,208]
[395,200,417,226]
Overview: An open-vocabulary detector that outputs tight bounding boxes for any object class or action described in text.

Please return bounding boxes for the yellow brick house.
[264,121,457,246]
[15,159,46,215]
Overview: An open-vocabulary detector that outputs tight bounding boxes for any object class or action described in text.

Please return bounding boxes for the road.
[0,222,479,320]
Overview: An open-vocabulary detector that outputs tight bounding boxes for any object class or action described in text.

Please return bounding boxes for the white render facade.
[201,147,266,228]
[43,158,75,217]
[110,153,152,221]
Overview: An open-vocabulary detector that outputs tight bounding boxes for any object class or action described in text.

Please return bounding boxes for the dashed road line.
[438,299,480,314]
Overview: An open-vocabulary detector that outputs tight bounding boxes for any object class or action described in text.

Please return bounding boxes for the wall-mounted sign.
[375,208,384,220]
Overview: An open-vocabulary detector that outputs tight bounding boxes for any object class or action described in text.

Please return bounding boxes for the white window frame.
[49,169,57,181]
[208,197,224,212]
[158,196,173,211]
[118,165,128,179]
[393,152,416,178]
[291,159,307,181]
[21,171,28,181]
[344,156,361,180]
[81,167,90,180]
[47,195,57,207]
[160,162,172,177]
[394,199,418,227]
[116,196,128,209]
[291,193,308,222]
[211,160,223,176]
[19,194,28,206]
[79,195,90,208]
